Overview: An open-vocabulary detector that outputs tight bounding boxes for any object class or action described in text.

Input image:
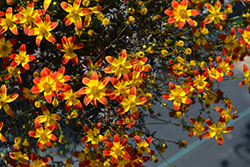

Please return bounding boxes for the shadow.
[233,123,250,164]
[221,160,229,167]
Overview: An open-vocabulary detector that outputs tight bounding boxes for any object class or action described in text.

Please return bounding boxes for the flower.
[0,122,6,142]
[192,21,209,51]
[84,6,102,27]
[28,121,57,148]
[0,34,17,64]
[102,18,110,26]
[9,44,36,70]
[57,84,83,112]
[191,70,210,94]
[162,82,192,111]
[31,67,63,103]
[116,86,148,120]
[134,135,155,155]
[0,7,21,35]
[164,0,200,29]
[60,0,91,30]
[215,105,239,123]
[104,49,132,79]
[35,106,61,128]
[216,56,234,76]
[0,84,19,117]
[103,134,131,164]
[16,0,45,35]
[80,122,108,151]
[28,14,58,46]
[189,116,208,140]
[56,35,84,65]
[204,1,228,30]
[28,153,53,167]
[140,7,148,15]
[78,71,114,107]
[239,64,250,93]
[203,116,234,145]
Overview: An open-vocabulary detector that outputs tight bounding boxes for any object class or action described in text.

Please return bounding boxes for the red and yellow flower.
[103,134,131,164]
[10,44,36,70]
[188,116,208,140]
[0,34,17,64]
[164,0,200,29]
[0,122,6,142]
[28,121,57,148]
[60,0,91,30]
[57,84,83,112]
[239,64,250,93]
[134,135,155,155]
[31,67,63,104]
[57,35,84,65]
[162,82,192,111]
[35,106,61,128]
[28,153,53,167]
[0,7,21,35]
[203,116,234,145]
[204,1,228,30]
[116,86,148,120]
[0,84,19,117]
[80,122,108,151]
[28,14,58,46]
[104,49,132,79]
[78,71,114,107]
[16,0,45,35]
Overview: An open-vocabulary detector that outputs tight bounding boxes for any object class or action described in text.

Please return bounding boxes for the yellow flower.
[176,40,184,47]
[140,7,148,15]
[128,16,135,23]
[102,18,110,26]
[34,101,41,108]
[137,51,145,58]
[185,48,192,55]
[189,60,196,67]
[97,13,104,20]
[147,47,154,54]
[128,8,135,14]
[82,0,90,6]
[161,49,168,57]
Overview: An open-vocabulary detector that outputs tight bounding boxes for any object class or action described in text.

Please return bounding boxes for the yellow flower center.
[0,44,8,52]
[39,26,47,34]
[43,82,52,92]
[110,142,124,158]
[5,18,13,27]
[178,8,189,20]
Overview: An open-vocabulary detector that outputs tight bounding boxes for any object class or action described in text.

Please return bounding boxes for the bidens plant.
[0,0,248,166]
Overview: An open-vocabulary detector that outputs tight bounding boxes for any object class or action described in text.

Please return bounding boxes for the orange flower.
[57,84,83,112]
[80,122,108,151]
[10,44,36,70]
[164,0,200,29]
[60,0,91,30]
[28,153,53,167]
[28,121,57,148]
[162,82,192,111]
[104,49,132,79]
[56,36,84,65]
[203,116,234,145]
[28,14,58,46]
[116,86,148,120]
[16,0,45,35]
[78,71,114,107]
[0,7,21,35]
[0,34,17,64]
[0,122,6,142]
[103,134,131,164]
[31,67,63,103]
[239,64,250,93]
[0,84,19,117]
[35,106,61,128]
